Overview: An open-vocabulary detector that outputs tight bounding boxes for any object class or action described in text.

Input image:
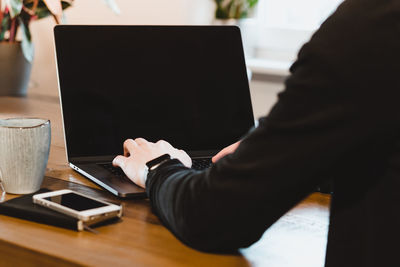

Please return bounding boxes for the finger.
[134,137,149,146]
[123,139,137,156]
[169,148,192,168]
[113,155,127,168]
[156,139,167,145]
[156,139,173,149]
[178,149,192,168]
[212,146,230,163]
[212,142,240,163]
[212,152,224,163]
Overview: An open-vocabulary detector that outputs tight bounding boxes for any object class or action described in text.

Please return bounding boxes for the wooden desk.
[0,95,330,267]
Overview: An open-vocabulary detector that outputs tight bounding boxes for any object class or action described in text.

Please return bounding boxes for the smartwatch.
[146,154,172,172]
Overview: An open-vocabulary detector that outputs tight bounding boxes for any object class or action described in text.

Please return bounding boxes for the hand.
[113,138,192,188]
[212,141,241,163]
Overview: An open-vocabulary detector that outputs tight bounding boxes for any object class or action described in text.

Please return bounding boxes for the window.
[249,0,343,62]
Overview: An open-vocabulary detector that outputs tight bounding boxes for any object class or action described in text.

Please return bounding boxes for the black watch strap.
[146,154,171,172]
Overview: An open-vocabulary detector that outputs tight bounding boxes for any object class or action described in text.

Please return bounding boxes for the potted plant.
[0,0,119,97]
[214,0,258,23]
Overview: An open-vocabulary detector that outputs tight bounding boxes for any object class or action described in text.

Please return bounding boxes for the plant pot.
[0,42,32,97]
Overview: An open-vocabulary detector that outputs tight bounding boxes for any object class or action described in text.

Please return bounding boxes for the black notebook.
[0,189,84,231]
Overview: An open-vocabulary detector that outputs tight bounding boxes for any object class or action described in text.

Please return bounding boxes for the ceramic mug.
[0,118,51,195]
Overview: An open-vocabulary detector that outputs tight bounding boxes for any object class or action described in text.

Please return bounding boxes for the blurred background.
[29,0,343,120]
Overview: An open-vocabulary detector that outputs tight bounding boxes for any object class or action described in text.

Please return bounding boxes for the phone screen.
[44,193,108,211]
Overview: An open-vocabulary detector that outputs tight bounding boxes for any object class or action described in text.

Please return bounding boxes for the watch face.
[146,154,171,170]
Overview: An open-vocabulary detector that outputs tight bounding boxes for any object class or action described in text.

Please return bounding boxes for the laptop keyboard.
[99,157,212,175]
[192,158,212,170]
[99,163,126,177]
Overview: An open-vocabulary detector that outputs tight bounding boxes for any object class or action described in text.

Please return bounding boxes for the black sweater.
[146,0,400,266]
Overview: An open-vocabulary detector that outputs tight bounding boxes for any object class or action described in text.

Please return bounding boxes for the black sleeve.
[146,0,399,253]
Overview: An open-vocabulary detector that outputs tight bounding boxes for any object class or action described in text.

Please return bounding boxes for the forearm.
[145,160,261,253]
[145,145,320,253]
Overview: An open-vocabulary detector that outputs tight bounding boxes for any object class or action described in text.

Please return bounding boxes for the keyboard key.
[192,158,212,170]
[99,163,125,176]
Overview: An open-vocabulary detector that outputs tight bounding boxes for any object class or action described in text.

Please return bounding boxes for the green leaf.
[24,1,69,19]
[42,0,62,17]
[214,0,258,19]
[19,17,34,62]
[61,1,72,10]
[0,12,10,41]
[33,6,52,19]
[248,0,258,8]
[8,0,23,18]
[103,0,120,14]
[215,7,229,19]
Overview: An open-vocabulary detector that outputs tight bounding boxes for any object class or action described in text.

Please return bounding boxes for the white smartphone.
[33,189,122,223]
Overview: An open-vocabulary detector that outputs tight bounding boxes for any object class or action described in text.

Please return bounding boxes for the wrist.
[146,154,172,171]
[145,158,186,198]
[143,154,172,186]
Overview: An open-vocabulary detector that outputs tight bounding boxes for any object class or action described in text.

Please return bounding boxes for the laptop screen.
[55,26,254,158]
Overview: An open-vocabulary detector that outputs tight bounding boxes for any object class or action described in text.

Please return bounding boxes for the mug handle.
[0,167,5,203]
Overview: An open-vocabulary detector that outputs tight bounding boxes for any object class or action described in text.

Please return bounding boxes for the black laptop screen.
[54,26,254,158]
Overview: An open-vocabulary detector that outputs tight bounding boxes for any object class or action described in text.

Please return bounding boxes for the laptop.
[54,25,255,198]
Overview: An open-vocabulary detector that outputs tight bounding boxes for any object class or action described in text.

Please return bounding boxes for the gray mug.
[0,118,51,196]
